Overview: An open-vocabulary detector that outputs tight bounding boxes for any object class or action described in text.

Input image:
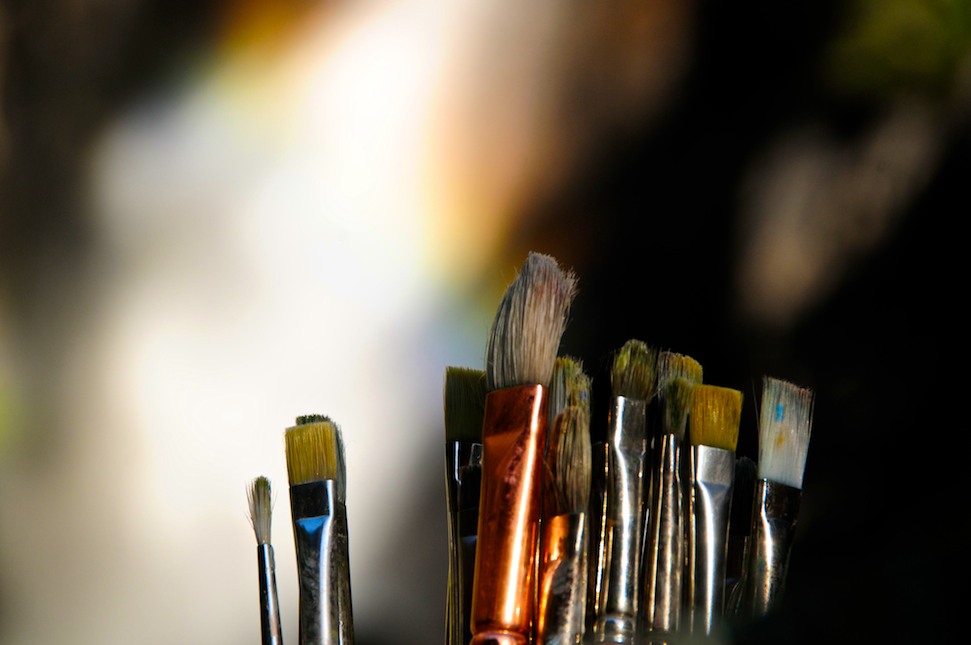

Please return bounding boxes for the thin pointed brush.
[248,475,285,645]
[589,339,657,645]
[285,414,354,645]
[444,366,487,645]
[640,377,695,644]
[536,356,592,645]
[732,377,814,620]
[470,251,578,645]
[684,385,742,638]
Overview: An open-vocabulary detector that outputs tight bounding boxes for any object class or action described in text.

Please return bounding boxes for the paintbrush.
[684,384,743,638]
[640,376,695,644]
[248,475,285,645]
[470,251,578,645]
[732,376,814,620]
[444,366,487,645]
[536,355,592,645]
[589,339,658,645]
[285,414,354,645]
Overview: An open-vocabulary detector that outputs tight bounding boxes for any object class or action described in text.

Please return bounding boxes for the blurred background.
[0,0,966,643]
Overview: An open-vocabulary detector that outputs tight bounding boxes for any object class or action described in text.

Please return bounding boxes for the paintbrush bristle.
[285,415,342,487]
[546,362,592,516]
[661,377,694,440]
[550,355,588,422]
[247,475,273,546]
[610,339,658,401]
[757,376,814,489]
[689,384,743,451]
[444,366,487,444]
[485,251,578,391]
[657,351,703,398]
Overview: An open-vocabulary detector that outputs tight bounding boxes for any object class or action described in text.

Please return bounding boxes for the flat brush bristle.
[610,338,658,401]
[657,351,703,397]
[689,384,743,451]
[485,251,578,391]
[285,415,342,488]
[247,475,273,546]
[757,376,814,489]
[662,377,694,440]
[444,366,487,444]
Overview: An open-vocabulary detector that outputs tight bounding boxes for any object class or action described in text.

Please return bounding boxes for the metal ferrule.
[685,445,735,636]
[591,396,648,644]
[257,543,284,645]
[640,433,683,641]
[470,384,548,645]
[585,441,609,637]
[290,479,354,645]
[446,441,483,645]
[735,479,802,619]
[536,512,588,645]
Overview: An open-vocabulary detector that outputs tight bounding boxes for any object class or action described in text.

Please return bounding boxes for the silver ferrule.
[734,479,802,619]
[585,441,610,637]
[591,396,648,644]
[290,480,354,645]
[685,445,735,636]
[445,441,482,645]
[257,543,284,645]
[536,513,588,645]
[640,433,683,640]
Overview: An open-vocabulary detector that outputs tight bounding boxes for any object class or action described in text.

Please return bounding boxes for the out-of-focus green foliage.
[825,0,971,100]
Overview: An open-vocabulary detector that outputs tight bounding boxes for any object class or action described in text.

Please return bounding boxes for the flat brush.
[590,339,657,645]
[444,366,487,645]
[248,475,285,645]
[684,385,742,637]
[285,414,354,645]
[640,377,695,644]
[471,251,577,645]
[732,377,814,620]
[536,356,591,645]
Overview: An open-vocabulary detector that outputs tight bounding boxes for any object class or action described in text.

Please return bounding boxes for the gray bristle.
[610,339,658,400]
[485,252,578,391]
[657,351,703,401]
[757,376,814,489]
[444,366,487,443]
[546,360,592,516]
[662,377,695,440]
[549,355,588,426]
[247,475,273,545]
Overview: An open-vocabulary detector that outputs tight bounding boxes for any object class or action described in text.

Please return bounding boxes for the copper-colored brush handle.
[470,384,547,645]
[536,513,588,645]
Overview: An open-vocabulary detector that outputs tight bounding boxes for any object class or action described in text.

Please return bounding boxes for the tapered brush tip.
[549,355,589,421]
[444,366,487,443]
[546,360,592,516]
[485,251,578,391]
[662,377,694,440]
[757,376,814,489]
[610,339,658,401]
[285,415,343,488]
[657,350,703,395]
[247,475,273,545]
[689,384,743,451]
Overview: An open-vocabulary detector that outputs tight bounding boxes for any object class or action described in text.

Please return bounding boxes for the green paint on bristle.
[610,339,658,401]
[296,414,330,426]
[662,377,694,440]
[444,366,487,443]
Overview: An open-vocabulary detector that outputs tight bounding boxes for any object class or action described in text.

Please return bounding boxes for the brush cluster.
[444,252,816,645]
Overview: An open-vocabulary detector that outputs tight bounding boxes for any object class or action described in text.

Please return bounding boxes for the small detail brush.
[285,414,354,645]
[470,251,578,645]
[536,356,592,645]
[640,377,695,643]
[444,366,487,645]
[248,475,285,645]
[684,384,743,637]
[590,339,658,645]
[732,377,814,620]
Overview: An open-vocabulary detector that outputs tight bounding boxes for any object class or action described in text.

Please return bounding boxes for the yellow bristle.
[285,416,341,486]
[689,384,743,451]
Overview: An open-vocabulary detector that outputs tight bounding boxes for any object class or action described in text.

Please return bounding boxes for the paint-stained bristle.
[444,366,487,444]
[689,384,743,450]
[549,355,588,424]
[485,252,578,391]
[661,377,694,440]
[757,376,814,489]
[547,362,592,516]
[610,339,658,401]
[247,475,273,546]
[285,416,341,487]
[657,351,703,398]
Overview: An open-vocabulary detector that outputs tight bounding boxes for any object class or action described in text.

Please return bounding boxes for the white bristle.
[247,475,273,546]
[757,376,814,489]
